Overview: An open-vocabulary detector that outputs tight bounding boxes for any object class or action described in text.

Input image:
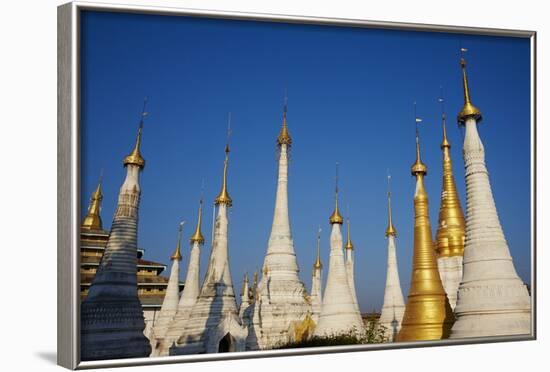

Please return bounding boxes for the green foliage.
[274,322,388,349]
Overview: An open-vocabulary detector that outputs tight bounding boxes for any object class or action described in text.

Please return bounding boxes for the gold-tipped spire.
[436,100,466,258]
[314,228,323,270]
[171,221,185,261]
[441,112,451,152]
[215,115,233,207]
[277,95,292,146]
[81,175,104,231]
[385,174,397,237]
[345,218,354,250]
[329,163,344,224]
[123,98,147,168]
[190,197,205,244]
[411,121,427,176]
[457,50,482,124]
[396,127,454,341]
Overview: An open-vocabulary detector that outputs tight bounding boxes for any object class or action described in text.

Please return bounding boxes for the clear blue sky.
[80,11,531,312]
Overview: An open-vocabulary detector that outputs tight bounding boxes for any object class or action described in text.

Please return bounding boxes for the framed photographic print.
[57,1,536,369]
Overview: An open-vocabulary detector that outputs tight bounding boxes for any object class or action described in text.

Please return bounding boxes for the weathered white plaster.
[150,258,180,356]
[170,204,247,354]
[345,248,359,312]
[157,240,202,355]
[247,143,311,350]
[80,163,151,360]
[378,235,406,342]
[239,277,252,324]
[451,118,531,338]
[310,266,322,323]
[314,224,364,337]
[437,256,462,310]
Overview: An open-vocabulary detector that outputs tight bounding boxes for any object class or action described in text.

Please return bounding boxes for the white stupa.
[239,274,253,323]
[450,54,531,338]
[156,198,205,356]
[80,107,151,360]
[378,177,406,342]
[247,101,312,350]
[310,230,323,323]
[314,167,365,337]
[150,223,184,356]
[344,218,360,312]
[170,137,247,354]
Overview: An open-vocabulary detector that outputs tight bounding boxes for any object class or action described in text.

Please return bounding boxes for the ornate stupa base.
[169,293,247,354]
[451,280,531,338]
[81,297,151,361]
[247,292,312,350]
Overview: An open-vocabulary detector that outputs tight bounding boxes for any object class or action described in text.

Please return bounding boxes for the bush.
[274,323,388,349]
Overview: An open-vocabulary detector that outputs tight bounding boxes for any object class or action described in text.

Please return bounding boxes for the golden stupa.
[396,128,454,342]
[435,111,466,258]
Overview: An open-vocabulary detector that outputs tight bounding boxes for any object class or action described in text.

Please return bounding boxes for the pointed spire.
[123,97,147,168]
[277,92,292,146]
[329,162,344,224]
[314,227,323,270]
[190,197,205,244]
[458,49,482,124]
[345,218,354,250]
[436,95,466,259]
[81,173,104,231]
[215,114,233,207]
[171,221,185,261]
[241,273,249,296]
[396,124,454,341]
[439,94,451,152]
[385,173,397,237]
[411,104,427,176]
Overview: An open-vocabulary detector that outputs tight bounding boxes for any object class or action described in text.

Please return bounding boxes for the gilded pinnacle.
[277,111,292,147]
[171,223,184,261]
[123,123,146,168]
[345,218,354,250]
[81,179,103,231]
[314,232,323,270]
[441,113,451,151]
[411,133,427,176]
[124,101,147,168]
[329,164,344,224]
[458,56,482,123]
[215,144,233,206]
[329,194,344,224]
[385,190,397,237]
[190,198,205,244]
